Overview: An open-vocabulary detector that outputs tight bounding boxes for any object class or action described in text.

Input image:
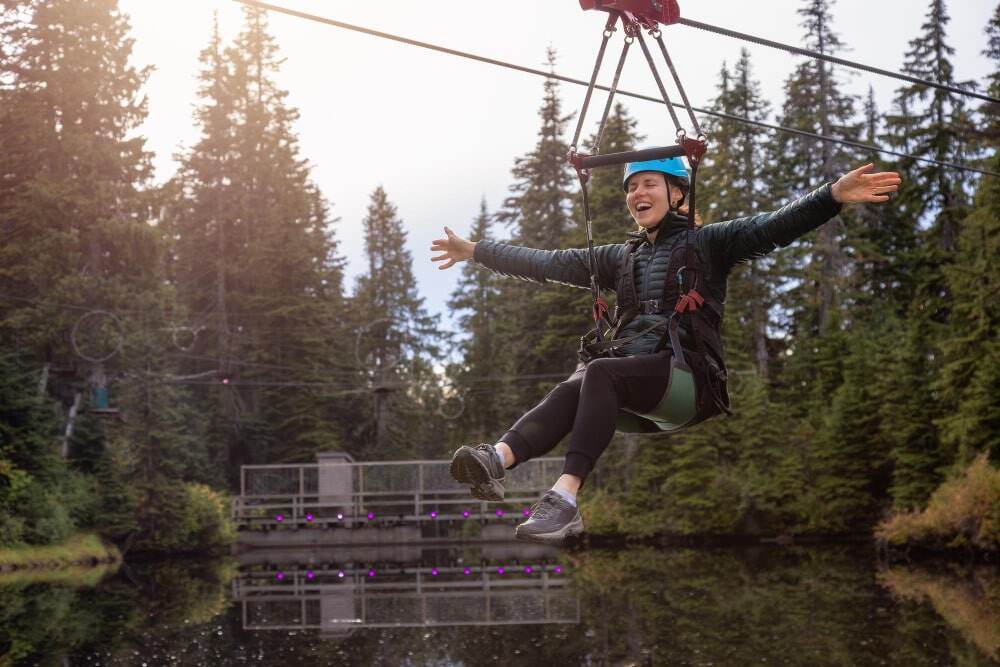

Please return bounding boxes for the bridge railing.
[233,457,564,527]
[234,564,579,630]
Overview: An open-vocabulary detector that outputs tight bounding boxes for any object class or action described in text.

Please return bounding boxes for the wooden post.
[61,391,82,458]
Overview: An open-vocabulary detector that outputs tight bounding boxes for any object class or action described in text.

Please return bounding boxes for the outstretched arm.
[699,163,901,273]
[430,226,620,290]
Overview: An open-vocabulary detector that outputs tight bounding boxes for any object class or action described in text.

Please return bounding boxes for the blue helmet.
[622,156,689,192]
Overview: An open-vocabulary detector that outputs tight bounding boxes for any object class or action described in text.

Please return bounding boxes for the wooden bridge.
[232,453,565,534]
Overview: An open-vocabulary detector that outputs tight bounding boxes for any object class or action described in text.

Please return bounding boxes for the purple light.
[367,569,376,577]
[524,566,533,574]
[463,567,472,575]
[306,570,315,579]
[431,568,439,576]
[305,513,314,522]
[276,571,285,580]
[462,510,470,518]
[495,509,504,517]
[367,512,375,520]
[497,567,505,575]
[337,571,345,578]
[429,511,438,519]
[554,566,562,574]
[522,508,531,517]
[336,513,344,520]
[275,514,284,522]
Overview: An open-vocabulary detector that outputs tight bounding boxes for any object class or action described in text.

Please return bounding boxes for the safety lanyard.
[569,1,708,343]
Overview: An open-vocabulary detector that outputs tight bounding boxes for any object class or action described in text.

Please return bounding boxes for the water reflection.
[1,544,998,665]
[880,565,1000,662]
[234,543,578,633]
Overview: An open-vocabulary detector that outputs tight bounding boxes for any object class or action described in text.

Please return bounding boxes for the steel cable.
[233,0,999,179]
[676,17,998,106]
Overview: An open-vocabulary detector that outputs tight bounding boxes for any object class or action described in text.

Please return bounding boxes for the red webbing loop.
[593,297,610,323]
[674,289,704,313]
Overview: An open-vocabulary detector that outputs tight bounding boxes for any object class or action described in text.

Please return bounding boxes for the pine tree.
[351,187,441,459]
[0,351,74,545]
[492,48,579,420]
[884,0,975,253]
[700,49,777,379]
[981,4,1000,146]
[933,150,1000,464]
[808,325,885,531]
[881,313,944,509]
[769,0,860,337]
[165,7,348,471]
[850,88,920,316]
[0,0,157,353]
[447,199,504,443]
[0,0,195,546]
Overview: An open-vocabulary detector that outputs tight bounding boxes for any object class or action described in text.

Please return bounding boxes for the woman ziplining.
[432,159,901,544]
[428,0,902,544]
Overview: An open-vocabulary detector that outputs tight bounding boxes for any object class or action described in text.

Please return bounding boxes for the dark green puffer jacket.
[473,183,843,356]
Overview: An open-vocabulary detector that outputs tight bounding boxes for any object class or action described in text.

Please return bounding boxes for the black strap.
[584,317,667,357]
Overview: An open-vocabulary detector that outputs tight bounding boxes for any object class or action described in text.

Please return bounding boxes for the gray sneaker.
[449,444,506,501]
[515,491,584,544]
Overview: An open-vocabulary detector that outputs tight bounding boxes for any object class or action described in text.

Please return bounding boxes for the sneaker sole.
[515,512,584,545]
[449,447,505,502]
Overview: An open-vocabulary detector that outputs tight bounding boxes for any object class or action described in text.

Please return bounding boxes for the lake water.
[1,543,997,666]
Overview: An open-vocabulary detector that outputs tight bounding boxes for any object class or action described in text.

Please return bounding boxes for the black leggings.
[501,351,672,483]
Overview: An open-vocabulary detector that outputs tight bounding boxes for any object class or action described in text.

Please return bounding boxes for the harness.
[579,227,733,433]
[569,1,730,433]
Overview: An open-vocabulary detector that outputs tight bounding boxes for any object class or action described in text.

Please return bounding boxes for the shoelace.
[528,496,557,521]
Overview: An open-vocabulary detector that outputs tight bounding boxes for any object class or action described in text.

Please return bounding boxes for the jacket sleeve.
[697,183,843,274]
[473,240,622,291]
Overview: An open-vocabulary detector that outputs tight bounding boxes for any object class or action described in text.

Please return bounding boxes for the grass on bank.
[0,532,120,571]
[878,454,1000,551]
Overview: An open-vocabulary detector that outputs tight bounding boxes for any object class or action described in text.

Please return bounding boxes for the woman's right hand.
[430,226,476,270]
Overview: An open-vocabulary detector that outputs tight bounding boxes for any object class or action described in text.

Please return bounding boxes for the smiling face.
[625,172,684,230]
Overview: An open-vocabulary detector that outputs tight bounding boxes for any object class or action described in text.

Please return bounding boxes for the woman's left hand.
[831,163,902,204]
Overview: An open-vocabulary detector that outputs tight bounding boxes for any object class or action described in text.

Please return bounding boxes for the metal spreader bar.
[574,144,686,170]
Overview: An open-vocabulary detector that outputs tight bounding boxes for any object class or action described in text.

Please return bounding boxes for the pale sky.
[119,0,996,327]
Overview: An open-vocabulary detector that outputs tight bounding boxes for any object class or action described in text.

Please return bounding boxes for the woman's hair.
[666,174,689,193]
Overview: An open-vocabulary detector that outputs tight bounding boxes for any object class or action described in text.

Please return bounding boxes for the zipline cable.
[232,0,999,179]
[676,17,999,106]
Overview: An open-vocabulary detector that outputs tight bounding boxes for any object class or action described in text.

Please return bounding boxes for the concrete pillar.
[316,451,354,519]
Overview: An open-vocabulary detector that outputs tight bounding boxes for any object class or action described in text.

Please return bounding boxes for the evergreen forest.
[0,0,998,554]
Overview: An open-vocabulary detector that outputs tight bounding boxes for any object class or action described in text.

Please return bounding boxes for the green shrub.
[17,483,74,545]
[133,482,235,554]
[877,455,1000,550]
[181,483,235,552]
[579,488,628,536]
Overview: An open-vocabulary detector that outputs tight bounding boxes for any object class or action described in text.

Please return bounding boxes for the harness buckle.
[638,299,660,314]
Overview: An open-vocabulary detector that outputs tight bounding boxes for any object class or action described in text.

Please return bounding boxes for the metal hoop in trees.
[436,386,466,420]
[171,325,204,352]
[70,310,125,363]
[354,318,402,373]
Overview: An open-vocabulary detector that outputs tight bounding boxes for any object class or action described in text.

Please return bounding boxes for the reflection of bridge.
[233,454,564,534]
[234,563,579,634]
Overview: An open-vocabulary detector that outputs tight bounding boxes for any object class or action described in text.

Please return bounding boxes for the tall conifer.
[884,0,975,252]
[166,7,347,469]
[447,199,503,443]
[352,187,441,458]
[700,50,777,378]
[493,49,578,418]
